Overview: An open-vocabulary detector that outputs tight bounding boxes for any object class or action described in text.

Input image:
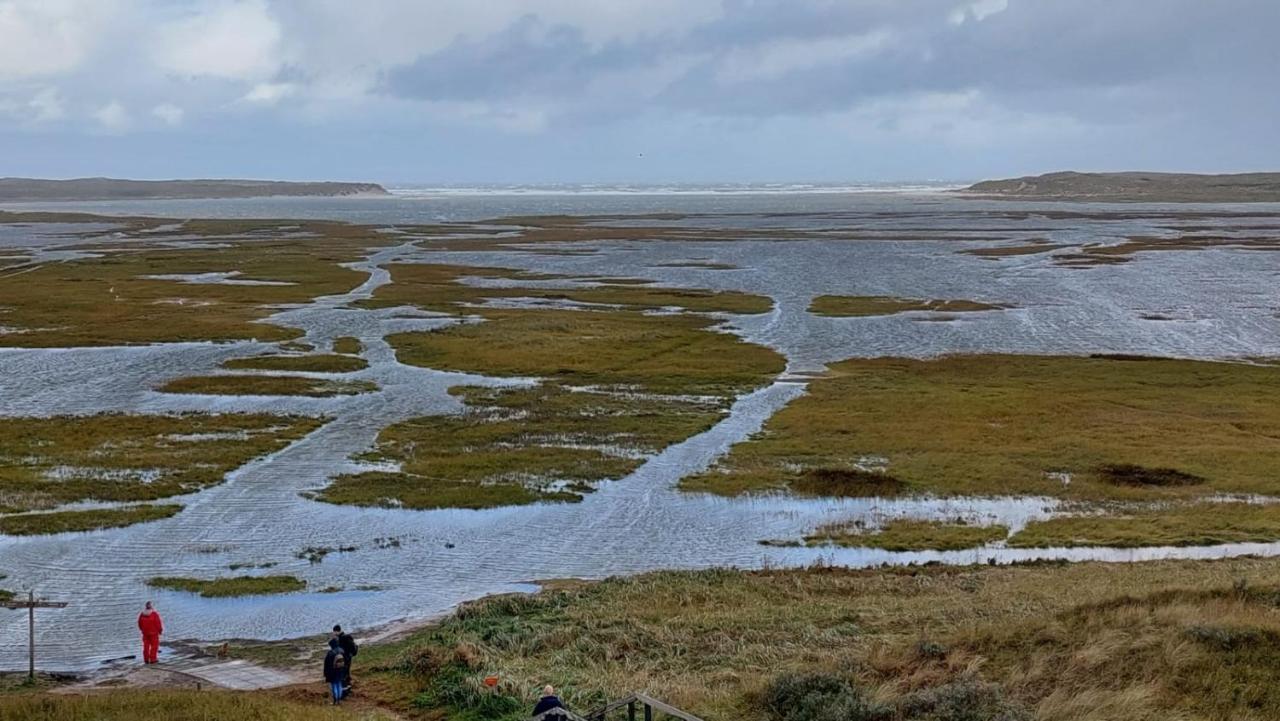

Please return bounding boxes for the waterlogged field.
[1,198,1280,686]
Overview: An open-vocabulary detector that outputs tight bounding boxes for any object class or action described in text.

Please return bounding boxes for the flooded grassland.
[1,202,1279,670]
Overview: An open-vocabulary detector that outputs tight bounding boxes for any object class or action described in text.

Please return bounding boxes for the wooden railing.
[530,692,706,721]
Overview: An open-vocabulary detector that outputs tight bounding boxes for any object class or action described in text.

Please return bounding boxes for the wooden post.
[2,590,68,682]
[644,703,652,721]
[628,700,636,721]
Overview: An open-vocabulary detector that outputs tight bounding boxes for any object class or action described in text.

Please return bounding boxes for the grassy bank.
[159,375,376,397]
[147,575,307,598]
[0,413,323,513]
[343,559,1280,720]
[0,504,181,536]
[684,355,1280,502]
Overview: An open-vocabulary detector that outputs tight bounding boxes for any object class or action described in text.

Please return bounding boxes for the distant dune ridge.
[961,171,1280,202]
[0,177,390,201]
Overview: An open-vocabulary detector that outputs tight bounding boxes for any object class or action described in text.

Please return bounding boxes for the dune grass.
[805,518,1009,551]
[319,384,728,509]
[159,375,377,397]
[0,413,322,513]
[683,355,1280,503]
[223,354,368,373]
[0,228,379,348]
[808,295,1009,317]
[0,504,181,536]
[1009,502,1280,548]
[0,689,390,720]
[347,558,1280,721]
[147,575,307,598]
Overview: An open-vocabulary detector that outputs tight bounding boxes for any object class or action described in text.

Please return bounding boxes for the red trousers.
[142,634,160,664]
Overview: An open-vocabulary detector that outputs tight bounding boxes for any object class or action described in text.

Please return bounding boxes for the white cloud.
[93,100,130,131]
[949,0,1010,25]
[29,87,65,122]
[0,0,112,80]
[152,102,184,125]
[153,0,283,80]
[242,82,296,104]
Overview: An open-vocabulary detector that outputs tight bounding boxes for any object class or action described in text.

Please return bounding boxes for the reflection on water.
[2,196,1280,669]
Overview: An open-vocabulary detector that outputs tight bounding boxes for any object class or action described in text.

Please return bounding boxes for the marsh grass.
[808,295,1009,317]
[332,336,363,354]
[159,375,376,397]
[320,384,727,509]
[683,355,1280,503]
[389,308,783,395]
[1009,502,1280,548]
[0,413,322,512]
[790,467,909,497]
[223,354,368,373]
[361,263,774,315]
[806,519,1009,551]
[147,575,307,598]
[0,230,379,347]
[0,504,181,536]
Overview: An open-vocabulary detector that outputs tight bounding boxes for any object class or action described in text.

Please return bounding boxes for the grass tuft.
[147,575,307,598]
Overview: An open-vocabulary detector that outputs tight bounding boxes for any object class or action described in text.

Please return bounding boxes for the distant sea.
[0,181,968,224]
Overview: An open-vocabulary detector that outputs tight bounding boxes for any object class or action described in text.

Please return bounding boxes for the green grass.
[0,504,181,536]
[684,355,1280,502]
[223,354,368,373]
[147,575,307,598]
[805,518,1009,551]
[319,384,727,509]
[808,295,1009,317]
[1009,502,1280,548]
[159,375,377,397]
[332,336,363,354]
[0,413,323,513]
[0,689,391,720]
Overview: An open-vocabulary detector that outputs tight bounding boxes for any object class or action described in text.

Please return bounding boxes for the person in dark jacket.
[322,638,347,705]
[332,624,358,692]
[532,685,565,717]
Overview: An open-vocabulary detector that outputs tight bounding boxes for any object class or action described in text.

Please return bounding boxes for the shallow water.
[2,195,1280,670]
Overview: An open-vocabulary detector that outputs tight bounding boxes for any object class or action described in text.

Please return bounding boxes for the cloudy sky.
[1,0,1276,184]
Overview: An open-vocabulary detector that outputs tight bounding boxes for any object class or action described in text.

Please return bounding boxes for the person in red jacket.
[137,601,163,664]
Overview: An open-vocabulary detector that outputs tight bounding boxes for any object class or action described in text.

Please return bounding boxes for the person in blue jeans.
[323,638,348,705]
